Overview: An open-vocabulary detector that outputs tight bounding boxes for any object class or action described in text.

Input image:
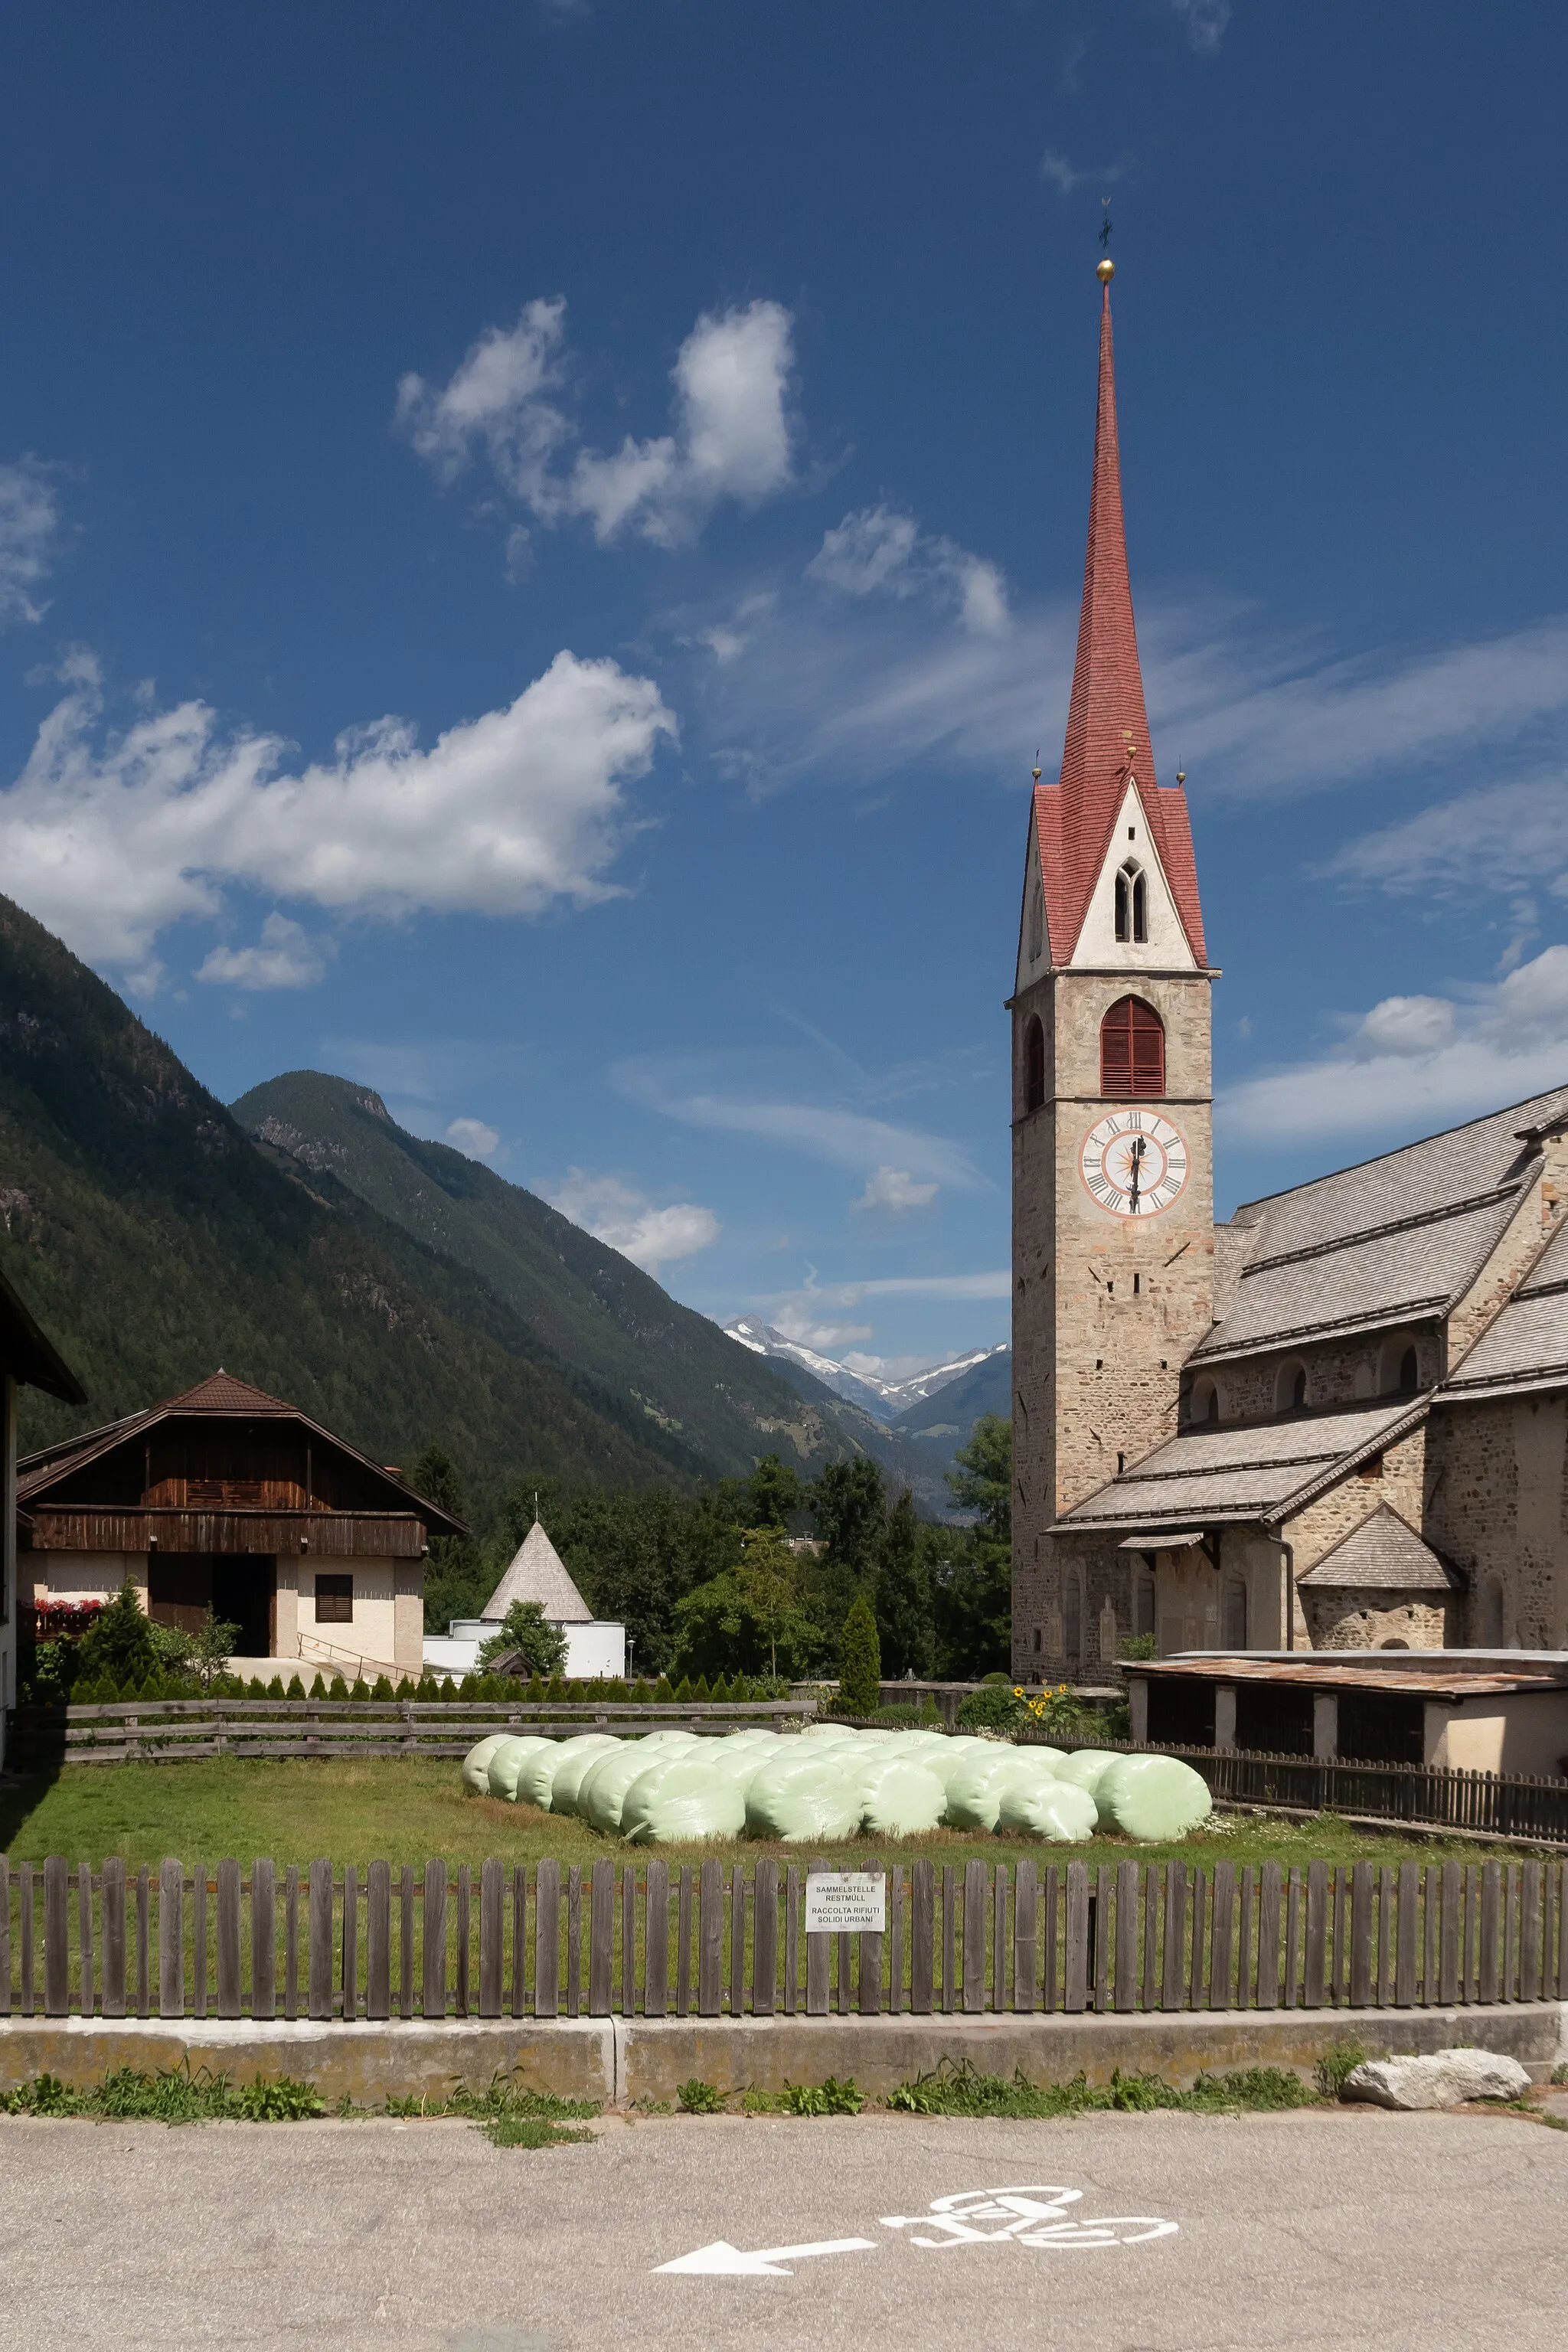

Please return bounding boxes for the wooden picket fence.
[3,1854,1565,2023]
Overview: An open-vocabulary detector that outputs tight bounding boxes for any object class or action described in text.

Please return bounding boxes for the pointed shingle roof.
[482,1519,593,1622]
[1031,271,1207,969]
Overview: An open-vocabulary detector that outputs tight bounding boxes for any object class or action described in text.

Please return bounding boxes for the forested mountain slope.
[0,897,841,1508]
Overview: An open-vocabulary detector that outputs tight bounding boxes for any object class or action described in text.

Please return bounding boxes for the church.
[1011,257,1568,1677]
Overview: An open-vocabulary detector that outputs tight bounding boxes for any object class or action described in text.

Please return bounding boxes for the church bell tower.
[1009,260,1216,1679]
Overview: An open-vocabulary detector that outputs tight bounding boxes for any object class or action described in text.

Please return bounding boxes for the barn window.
[1115,861,1148,944]
[1024,1016,1046,1113]
[1099,995,1164,1097]
[314,1573,354,1624]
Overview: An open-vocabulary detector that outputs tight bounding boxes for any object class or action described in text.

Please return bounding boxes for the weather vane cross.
[1099,199,1113,249]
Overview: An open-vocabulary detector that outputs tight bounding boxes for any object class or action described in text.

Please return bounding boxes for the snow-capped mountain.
[724,1321,1008,1425]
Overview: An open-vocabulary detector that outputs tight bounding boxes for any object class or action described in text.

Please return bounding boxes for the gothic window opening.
[1114,860,1148,944]
[1063,1571,1083,1670]
[1099,995,1164,1096]
[1024,1016,1046,1113]
[1398,1345,1419,1394]
[1223,1576,1248,1649]
[1276,1359,1308,1414]
[1190,1375,1220,1427]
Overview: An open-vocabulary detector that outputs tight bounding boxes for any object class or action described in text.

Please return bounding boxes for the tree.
[947,1415,1011,1541]
[478,1600,568,1678]
[413,1446,493,1632]
[933,1415,1012,1678]
[75,1577,158,1688]
[837,1591,882,1715]
[874,1491,932,1677]
[812,1456,887,1575]
[671,1530,819,1680]
[748,1454,802,1530]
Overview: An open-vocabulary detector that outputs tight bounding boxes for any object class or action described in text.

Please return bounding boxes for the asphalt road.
[0,2109,1563,2351]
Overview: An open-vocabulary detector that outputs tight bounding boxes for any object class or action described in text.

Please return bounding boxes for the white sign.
[804,1872,886,1934]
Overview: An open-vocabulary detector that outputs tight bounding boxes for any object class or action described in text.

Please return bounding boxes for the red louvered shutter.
[1099,996,1164,1097]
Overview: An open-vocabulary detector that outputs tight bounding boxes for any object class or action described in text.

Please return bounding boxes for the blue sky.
[3,1,1568,1377]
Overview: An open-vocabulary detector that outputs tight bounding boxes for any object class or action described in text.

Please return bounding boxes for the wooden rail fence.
[6,1698,815,1769]
[1019,1736,1568,1849]
[2,1854,1564,2023]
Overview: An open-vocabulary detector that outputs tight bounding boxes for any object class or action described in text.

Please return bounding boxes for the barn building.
[16,1370,464,1682]
[1011,260,1568,1678]
[1,1263,85,1751]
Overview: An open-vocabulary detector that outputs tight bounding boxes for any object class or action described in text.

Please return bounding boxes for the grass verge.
[0,1757,1543,1872]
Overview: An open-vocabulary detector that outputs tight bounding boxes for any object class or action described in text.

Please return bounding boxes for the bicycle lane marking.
[653,2184,1178,2274]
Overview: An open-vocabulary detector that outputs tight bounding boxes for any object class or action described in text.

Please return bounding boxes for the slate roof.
[1439,1210,1568,1403]
[482,1520,593,1623]
[1193,1086,1568,1367]
[1054,1397,1422,1536]
[1031,278,1206,969]
[1295,1505,1462,1592]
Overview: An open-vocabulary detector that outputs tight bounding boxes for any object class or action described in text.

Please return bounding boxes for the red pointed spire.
[1032,270,1207,967]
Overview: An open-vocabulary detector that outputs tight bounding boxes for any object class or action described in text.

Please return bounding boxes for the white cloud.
[615,1059,985,1187]
[0,459,60,627]
[544,1168,720,1274]
[852,1165,939,1216]
[1350,995,1457,1059]
[758,1268,1009,1354]
[0,650,675,978]
[1327,772,1568,903]
[1040,149,1125,196]
[1169,0,1231,53]
[196,913,332,991]
[397,296,798,550]
[807,506,1008,635]
[446,1116,501,1159]
[1222,941,1568,1145]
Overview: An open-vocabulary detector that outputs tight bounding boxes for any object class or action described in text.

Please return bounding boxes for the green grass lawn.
[0,1758,1540,1872]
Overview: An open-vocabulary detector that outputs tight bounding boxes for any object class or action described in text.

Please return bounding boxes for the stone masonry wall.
[1011,962,1214,1680]
[1299,1586,1453,1649]
[1426,1393,1568,1647]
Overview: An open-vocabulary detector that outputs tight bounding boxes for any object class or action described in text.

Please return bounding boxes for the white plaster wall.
[298,1559,400,1676]
[1427,1692,1568,1778]
[27,1552,146,1609]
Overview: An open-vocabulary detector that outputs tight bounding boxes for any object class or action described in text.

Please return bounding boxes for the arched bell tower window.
[1024,1016,1046,1114]
[1114,861,1148,945]
[1099,995,1164,1097]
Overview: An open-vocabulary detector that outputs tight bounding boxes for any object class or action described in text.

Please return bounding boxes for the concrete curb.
[2,2004,1562,2104]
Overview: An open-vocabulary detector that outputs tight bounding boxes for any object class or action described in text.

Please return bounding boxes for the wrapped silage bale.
[577,1741,665,1834]
[1093,1753,1213,1841]
[743,1750,864,1843]
[516,1733,610,1811]
[487,1735,554,1801]
[942,1746,1038,1832]
[922,1736,995,1792]
[1052,1749,1124,1795]
[461,1734,511,1795]
[856,1755,948,1839]
[619,1750,749,1843]
[995,1775,1099,1843]
[549,1735,625,1817]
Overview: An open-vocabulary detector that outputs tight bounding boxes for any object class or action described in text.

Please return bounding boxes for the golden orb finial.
[1096,256,1115,284]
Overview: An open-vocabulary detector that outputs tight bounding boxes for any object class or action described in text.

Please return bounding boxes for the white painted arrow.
[654,2236,877,2277]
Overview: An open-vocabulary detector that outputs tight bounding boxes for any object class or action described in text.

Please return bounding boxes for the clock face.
[1080,1109,1189,1219]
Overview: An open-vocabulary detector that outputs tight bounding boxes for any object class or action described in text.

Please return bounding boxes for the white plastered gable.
[1070,779,1197,972]
[1014,810,1049,992]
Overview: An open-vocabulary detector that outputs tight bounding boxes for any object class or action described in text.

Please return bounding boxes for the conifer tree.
[838,1592,882,1716]
[874,1491,933,1679]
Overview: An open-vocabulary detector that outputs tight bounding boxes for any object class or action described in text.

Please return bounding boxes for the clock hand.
[1127,1134,1146,1210]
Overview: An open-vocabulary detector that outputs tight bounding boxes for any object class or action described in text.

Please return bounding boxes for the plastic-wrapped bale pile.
[458,1725,1218,1847]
